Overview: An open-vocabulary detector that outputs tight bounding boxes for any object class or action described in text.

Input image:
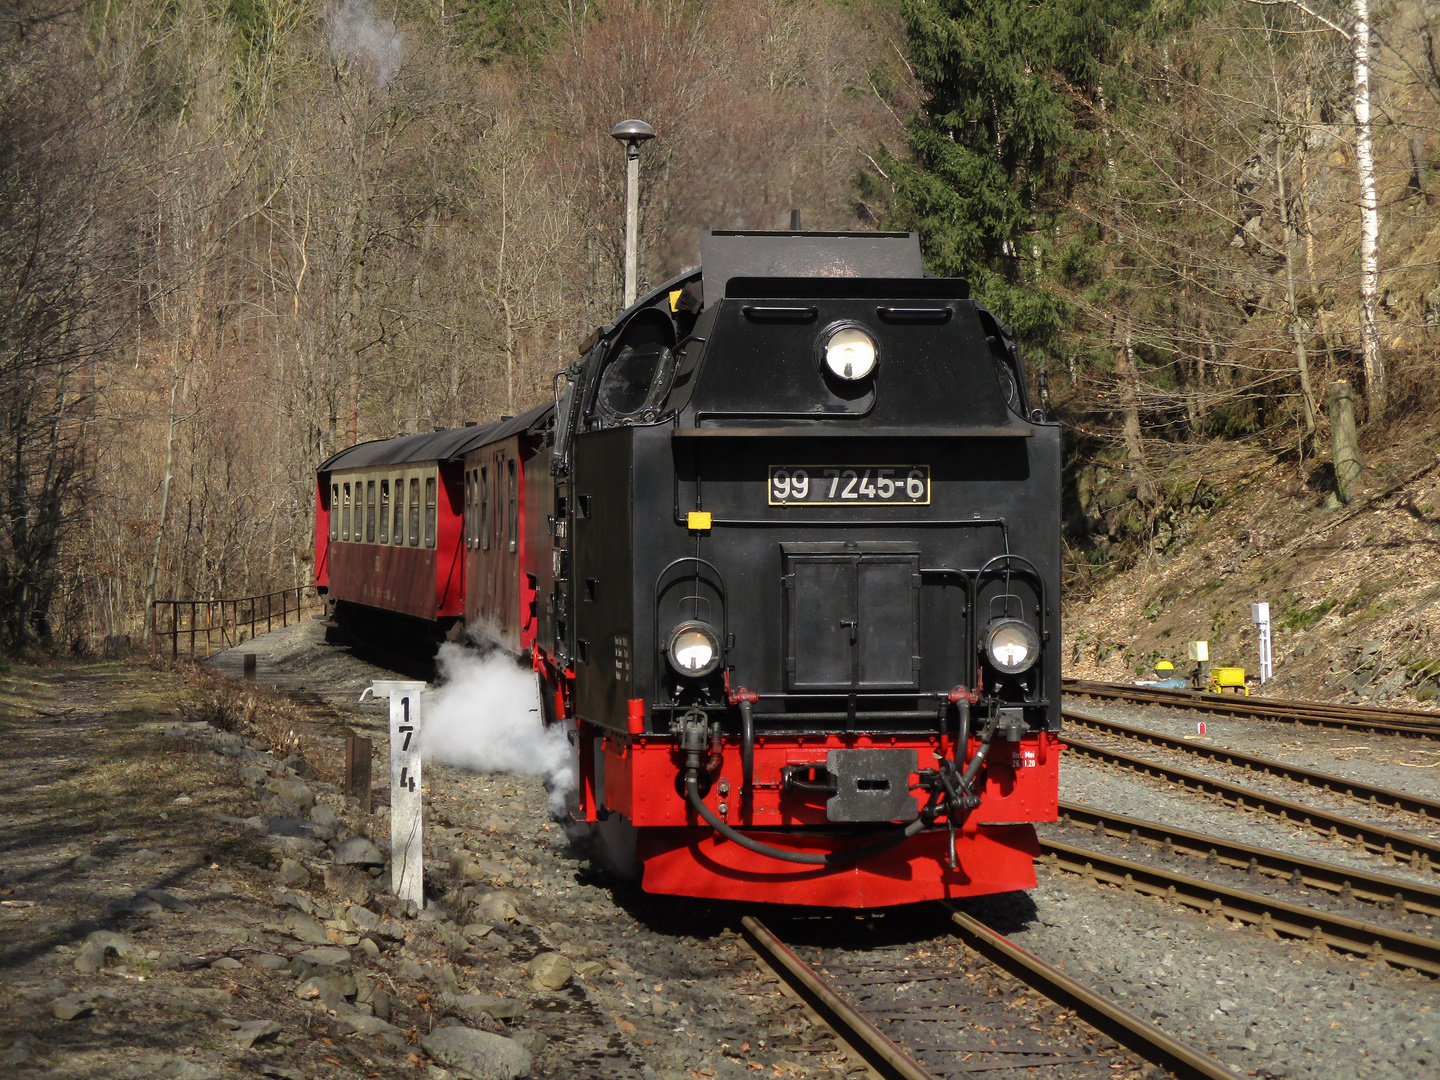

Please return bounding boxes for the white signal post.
[362,680,427,908]
[1250,603,1273,686]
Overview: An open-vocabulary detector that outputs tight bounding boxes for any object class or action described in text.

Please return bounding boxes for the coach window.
[473,470,481,546]
[366,480,377,542]
[494,461,504,550]
[471,471,480,548]
[379,480,390,543]
[424,476,437,548]
[408,478,420,546]
[393,476,405,544]
[472,470,481,547]
[480,467,490,551]
[329,484,339,541]
[507,459,518,553]
[342,482,351,541]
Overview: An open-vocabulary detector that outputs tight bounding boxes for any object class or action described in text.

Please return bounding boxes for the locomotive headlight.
[822,327,878,381]
[984,619,1040,675]
[668,621,721,678]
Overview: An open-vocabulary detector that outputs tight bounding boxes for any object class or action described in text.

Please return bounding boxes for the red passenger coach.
[314,406,551,646]
[458,409,550,654]
[317,426,491,641]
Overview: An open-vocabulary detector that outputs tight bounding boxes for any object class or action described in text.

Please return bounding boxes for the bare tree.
[0,6,133,651]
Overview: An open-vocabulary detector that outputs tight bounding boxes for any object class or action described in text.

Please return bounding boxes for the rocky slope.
[1065,421,1440,708]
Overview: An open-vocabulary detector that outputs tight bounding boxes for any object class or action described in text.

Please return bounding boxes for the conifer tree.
[886,0,1143,350]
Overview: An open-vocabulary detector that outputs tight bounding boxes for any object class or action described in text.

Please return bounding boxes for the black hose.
[954,699,970,766]
[961,732,993,788]
[685,774,925,866]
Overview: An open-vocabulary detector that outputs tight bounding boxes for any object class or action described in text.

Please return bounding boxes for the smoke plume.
[328,0,404,88]
[422,644,575,812]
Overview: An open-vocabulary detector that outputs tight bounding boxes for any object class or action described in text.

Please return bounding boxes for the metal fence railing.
[150,586,316,659]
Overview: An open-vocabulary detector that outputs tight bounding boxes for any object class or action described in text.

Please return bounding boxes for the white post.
[610,120,654,310]
[1250,603,1273,686]
[363,680,427,908]
[623,150,640,308]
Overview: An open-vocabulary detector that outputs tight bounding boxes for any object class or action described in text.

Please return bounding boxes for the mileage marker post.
[361,680,427,909]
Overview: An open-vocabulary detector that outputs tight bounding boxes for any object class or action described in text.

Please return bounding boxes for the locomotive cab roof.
[577,231,1036,435]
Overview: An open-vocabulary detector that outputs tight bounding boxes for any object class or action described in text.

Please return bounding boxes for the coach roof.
[317,401,553,473]
[318,425,500,473]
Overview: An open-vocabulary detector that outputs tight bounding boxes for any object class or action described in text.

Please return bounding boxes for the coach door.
[464,441,522,651]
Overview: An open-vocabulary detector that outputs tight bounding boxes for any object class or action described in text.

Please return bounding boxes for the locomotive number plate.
[768,466,930,506]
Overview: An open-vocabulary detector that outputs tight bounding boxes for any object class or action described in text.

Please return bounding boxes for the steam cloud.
[422,644,575,812]
[328,0,404,88]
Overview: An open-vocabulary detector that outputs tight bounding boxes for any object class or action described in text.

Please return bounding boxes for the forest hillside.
[1,0,1437,668]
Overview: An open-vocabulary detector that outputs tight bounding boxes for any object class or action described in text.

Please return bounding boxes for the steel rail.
[941,905,1237,1080]
[1053,799,1440,917]
[739,916,936,1080]
[746,911,1239,1080]
[1065,708,1440,820]
[1061,732,1440,871]
[1067,677,1440,724]
[1064,678,1440,739]
[1038,837,1440,976]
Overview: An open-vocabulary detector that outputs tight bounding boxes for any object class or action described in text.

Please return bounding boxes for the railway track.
[1064,678,1440,739]
[1036,835,1440,976]
[737,831,1440,1080]
[1064,708,1440,820]
[1060,728,1440,871]
[1052,799,1440,918]
[740,914,1237,1080]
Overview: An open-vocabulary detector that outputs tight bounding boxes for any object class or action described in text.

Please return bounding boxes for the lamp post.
[611,119,655,309]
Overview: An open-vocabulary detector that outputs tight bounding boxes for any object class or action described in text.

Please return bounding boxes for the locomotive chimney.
[611,119,655,308]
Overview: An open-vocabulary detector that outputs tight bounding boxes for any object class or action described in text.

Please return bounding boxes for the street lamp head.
[611,119,655,159]
[611,119,656,143]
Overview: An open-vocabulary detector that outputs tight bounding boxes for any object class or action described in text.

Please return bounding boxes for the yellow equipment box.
[1208,666,1248,695]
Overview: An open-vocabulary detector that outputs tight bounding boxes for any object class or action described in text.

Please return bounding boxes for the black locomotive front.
[541,231,1060,907]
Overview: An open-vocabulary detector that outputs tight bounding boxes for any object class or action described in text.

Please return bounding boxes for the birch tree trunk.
[1353,0,1384,413]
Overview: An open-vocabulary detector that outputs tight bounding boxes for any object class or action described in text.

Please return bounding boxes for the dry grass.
[179,666,341,785]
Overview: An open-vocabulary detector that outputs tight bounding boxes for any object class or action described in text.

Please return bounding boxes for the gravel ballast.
[177,624,1440,1080]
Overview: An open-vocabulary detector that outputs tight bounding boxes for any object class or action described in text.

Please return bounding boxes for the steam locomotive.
[316,230,1060,908]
